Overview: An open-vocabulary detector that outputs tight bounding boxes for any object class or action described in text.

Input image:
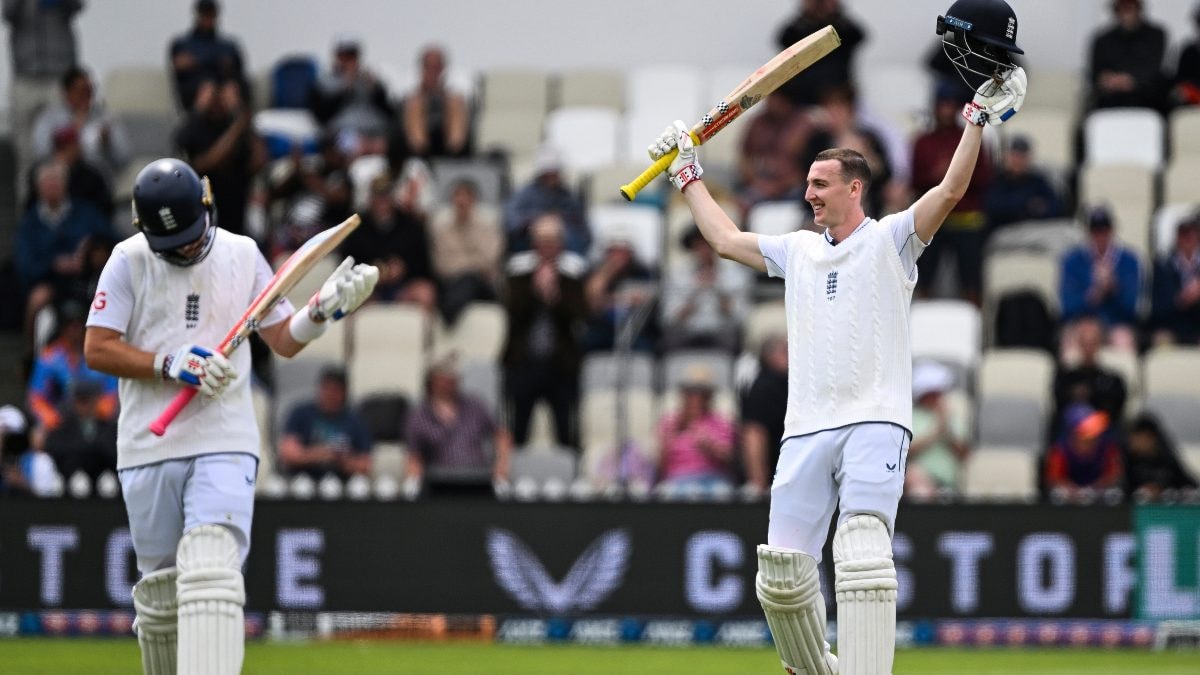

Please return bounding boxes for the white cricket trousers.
[768,422,909,559]
[119,453,258,575]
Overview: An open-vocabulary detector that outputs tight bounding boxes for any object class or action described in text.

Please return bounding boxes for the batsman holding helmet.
[649,1,1026,672]
[84,158,378,674]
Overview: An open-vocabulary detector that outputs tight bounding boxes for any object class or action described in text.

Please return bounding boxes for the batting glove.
[963,66,1027,127]
[648,120,703,193]
[157,344,235,398]
[309,256,380,322]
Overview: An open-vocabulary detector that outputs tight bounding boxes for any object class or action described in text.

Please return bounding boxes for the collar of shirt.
[824,217,869,246]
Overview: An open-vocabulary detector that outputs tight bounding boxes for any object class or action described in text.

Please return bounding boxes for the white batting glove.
[308,256,380,322]
[962,66,1027,127]
[647,120,703,193]
[156,344,235,398]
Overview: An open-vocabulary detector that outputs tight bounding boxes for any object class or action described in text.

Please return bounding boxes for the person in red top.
[656,365,736,491]
[1044,404,1124,502]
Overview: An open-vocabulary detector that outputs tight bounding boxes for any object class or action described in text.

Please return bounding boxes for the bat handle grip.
[619,148,679,201]
[149,388,199,436]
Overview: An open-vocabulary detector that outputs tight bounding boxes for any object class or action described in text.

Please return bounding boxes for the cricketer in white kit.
[84,158,378,675]
[648,20,1026,675]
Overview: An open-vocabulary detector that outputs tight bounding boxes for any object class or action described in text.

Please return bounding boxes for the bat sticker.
[739,94,762,110]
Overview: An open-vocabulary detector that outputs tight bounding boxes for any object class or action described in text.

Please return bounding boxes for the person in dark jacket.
[1088,0,1168,111]
[983,135,1063,232]
[1150,217,1200,345]
[774,0,867,107]
[1123,413,1198,500]
[1171,3,1200,105]
[169,0,247,109]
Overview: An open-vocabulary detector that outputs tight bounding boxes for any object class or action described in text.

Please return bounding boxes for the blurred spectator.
[42,379,117,481]
[983,135,1064,232]
[911,81,992,303]
[1059,206,1140,353]
[28,301,117,432]
[177,78,265,237]
[1172,3,1200,106]
[1044,405,1124,501]
[1123,413,1198,500]
[1087,0,1167,111]
[905,361,970,500]
[583,228,656,352]
[502,215,588,448]
[278,367,373,480]
[1052,316,1128,442]
[4,0,82,200]
[427,179,503,325]
[310,35,391,154]
[32,67,131,180]
[340,175,437,313]
[803,84,895,219]
[737,93,810,210]
[740,334,788,493]
[267,132,353,259]
[503,145,591,255]
[16,162,114,338]
[399,45,469,160]
[26,125,114,218]
[169,0,247,110]
[1150,217,1200,345]
[662,226,749,352]
[0,405,57,497]
[775,0,867,107]
[656,365,736,491]
[405,352,512,494]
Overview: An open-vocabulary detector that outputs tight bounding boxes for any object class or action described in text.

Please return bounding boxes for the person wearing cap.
[32,66,131,180]
[662,224,750,352]
[1044,404,1124,501]
[1088,0,1168,111]
[904,361,969,500]
[278,367,373,481]
[1150,215,1200,345]
[28,300,118,433]
[169,0,246,110]
[656,364,737,491]
[1172,3,1200,105]
[503,143,591,255]
[400,45,470,160]
[983,134,1063,231]
[310,35,391,152]
[583,225,657,352]
[1059,205,1141,355]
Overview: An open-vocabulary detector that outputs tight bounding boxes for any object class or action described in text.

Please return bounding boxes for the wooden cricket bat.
[148,214,361,436]
[619,25,842,201]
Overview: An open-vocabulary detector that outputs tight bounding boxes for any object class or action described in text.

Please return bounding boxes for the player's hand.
[308,256,380,322]
[965,66,1027,127]
[648,120,703,192]
[161,344,235,398]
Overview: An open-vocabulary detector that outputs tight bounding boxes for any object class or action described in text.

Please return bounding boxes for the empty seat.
[545,107,621,172]
[459,358,502,417]
[103,67,176,117]
[480,69,550,114]
[743,300,787,355]
[430,158,507,204]
[558,69,625,110]
[511,445,578,485]
[1079,164,1155,258]
[1144,347,1200,398]
[371,442,407,481]
[350,303,427,356]
[623,107,676,163]
[858,64,932,134]
[582,163,661,206]
[962,446,1038,499]
[626,65,703,120]
[977,396,1044,448]
[978,349,1055,414]
[747,201,806,237]
[435,302,507,361]
[119,115,177,159]
[284,255,338,314]
[910,300,982,375]
[1170,107,1200,159]
[1023,70,1083,113]
[1162,158,1200,209]
[1144,395,1200,446]
[1001,110,1073,173]
[663,349,734,391]
[581,352,657,391]
[1084,108,1164,168]
[588,203,663,264]
[348,350,424,401]
[348,154,388,210]
[1098,347,1142,406]
[580,387,659,483]
[475,109,545,161]
[984,219,1084,258]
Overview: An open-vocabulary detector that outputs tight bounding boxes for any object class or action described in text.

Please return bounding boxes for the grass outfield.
[1,639,1197,674]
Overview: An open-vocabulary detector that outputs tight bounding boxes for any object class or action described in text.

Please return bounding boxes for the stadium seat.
[254,108,321,159]
[274,357,335,398]
[1144,395,1200,446]
[371,442,407,481]
[511,445,578,484]
[545,107,622,172]
[120,115,177,159]
[349,304,428,400]
[1023,70,1083,113]
[1152,203,1196,258]
[430,158,507,204]
[113,154,162,201]
[270,55,318,109]
[588,203,663,265]
[1143,347,1200,399]
[983,219,1083,258]
[433,302,507,362]
[978,349,1055,415]
[910,300,982,376]
[1083,108,1164,168]
[558,69,625,110]
[747,201,806,237]
[976,396,1044,449]
[580,386,659,482]
[480,69,550,114]
[742,300,787,355]
[982,251,1060,346]
[623,107,675,163]
[1001,110,1073,173]
[1098,347,1141,411]
[284,255,338,315]
[1169,106,1200,159]
[1079,164,1155,259]
[858,64,932,135]
[581,163,662,206]
[348,154,388,210]
[581,352,657,391]
[459,358,502,417]
[626,65,703,121]
[962,446,1038,500]
[349,351,424,402]
[663,349,734,391]
[103,67,176,117]
[1162,158,1200,209]
[475,109,545,161]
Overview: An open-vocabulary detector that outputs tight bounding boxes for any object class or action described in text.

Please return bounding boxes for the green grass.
[1,639,1197,674]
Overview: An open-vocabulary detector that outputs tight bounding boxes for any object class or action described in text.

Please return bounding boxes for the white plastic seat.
[284,255,338,315]
[588,203,663,265]
[977,348,1055,415]
[580,387,660,482]
[459,358,502,418]
[984,219,1084,258]
[254,108,320,146]
[623,108,676,163]
[858,64,932,134]
[348,154,388,210]
[1098,347,1141,409]
[962,446,1038,499]
[480,69,550,114]
[371,442,407,481]
[1083,109,1164,168]
[1169,107,1200,159]
[982,252,1059,346]
[1079,164,1155,259]
[558,69,625,110]
[511,445,578,485]
[747,201,806,237]
[349,349,423,402]
[350,303,427,356]
[1023,70,1083,113]
[581,352,657,391]
[1143,347,1200,399]
[910,300,982,375]
[626,65,703,121]
[976,397,1044,448]
[475,109,545,161]
[435,302,507,362]
[743,300,787,356]
[1000,110,1073,173]
[1144,395,1200,446]
[1162,159,1200,210]
[545,107,621,173]
[103,67,176,117]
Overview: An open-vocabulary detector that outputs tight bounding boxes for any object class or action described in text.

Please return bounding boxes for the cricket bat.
[619,25,842,201]
[148,214,362,436]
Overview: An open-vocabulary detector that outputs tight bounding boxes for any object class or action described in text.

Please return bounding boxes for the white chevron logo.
[487,528,631,613]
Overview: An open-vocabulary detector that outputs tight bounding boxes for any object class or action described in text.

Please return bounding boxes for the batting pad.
[132,567,178,675]
[755,545,836,675]
[176,525,245,675]
[833,514,898,675]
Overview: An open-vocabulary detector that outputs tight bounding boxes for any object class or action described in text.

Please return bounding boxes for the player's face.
[805,160,852,228]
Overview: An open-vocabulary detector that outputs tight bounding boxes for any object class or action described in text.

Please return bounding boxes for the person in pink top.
[656,365,736,490]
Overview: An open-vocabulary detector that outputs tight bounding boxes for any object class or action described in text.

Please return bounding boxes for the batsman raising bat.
[83,158,378,675]
[647,1,1025,672]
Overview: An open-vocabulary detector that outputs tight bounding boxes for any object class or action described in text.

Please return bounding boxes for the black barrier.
[0,499,1134,619]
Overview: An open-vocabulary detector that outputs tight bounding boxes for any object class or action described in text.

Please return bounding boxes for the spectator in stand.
[1044,405,1124,501]
[405,352,512,495]
[662,225,749,352]
[1060,206,1141,354]
[503,145,590,255]
[775,0,867,107]
[1052,316,1128,442]
[803,84,894,219]
[911,80,993,304]
[502,215,588,448]
[0,405,57,497]
[1172,4,1200,106]
[427,179,503,325]
[737,93,810,210]
[656,365,736,491]
[4,0,83,200]
[169,0,246,110]
[28,301,117,433]
[27,125,113,218]
[41,378,117,481]
[983,135,1064,232]
[176,78,264,237]
[400,45,470,160]
[16,162,114,339]
[278,367,373,481]
[1150,216,1200,345]
[267,132,354,259]
[1088,0,1167,111]
[904,361,970,500]
[1124,413,1198,500]
[583,228,657,352]
[340,174,437,313]
[32,67,130,180]
[310,35,391,155]
[740,334,788,494]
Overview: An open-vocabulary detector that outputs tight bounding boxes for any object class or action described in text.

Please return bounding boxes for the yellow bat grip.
[619,148,677,201]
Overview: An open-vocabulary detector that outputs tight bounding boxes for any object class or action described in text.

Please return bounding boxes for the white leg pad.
[755,545,836,675]
[834,515,898,675]
[133,567,178,675]
[176,525,245,675]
